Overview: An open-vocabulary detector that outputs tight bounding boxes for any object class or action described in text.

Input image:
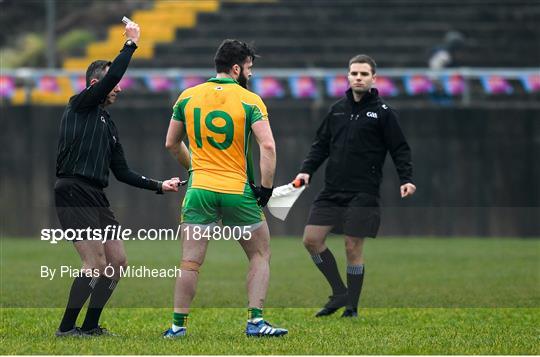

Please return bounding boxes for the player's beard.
[238,68,249,89]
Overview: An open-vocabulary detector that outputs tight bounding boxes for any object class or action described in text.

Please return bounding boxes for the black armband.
[124,39,138,49]
[155,180,164,195]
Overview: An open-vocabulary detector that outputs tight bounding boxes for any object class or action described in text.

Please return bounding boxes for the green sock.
[173,312,188,328]
[248,307,263,320]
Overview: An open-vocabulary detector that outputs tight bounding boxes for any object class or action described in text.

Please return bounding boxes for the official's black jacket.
[300,88,413,196]
[55,43,161,191]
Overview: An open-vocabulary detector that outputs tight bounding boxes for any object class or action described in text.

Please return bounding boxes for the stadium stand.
[26,0,533,70]
[62,0,220,70]
[0,0,148,48]
[1,0,539,106]
[141,0,540,68]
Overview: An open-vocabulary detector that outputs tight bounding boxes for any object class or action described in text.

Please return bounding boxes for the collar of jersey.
[207,77,238,84]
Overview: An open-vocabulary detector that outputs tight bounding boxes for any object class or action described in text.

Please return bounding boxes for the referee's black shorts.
[54,177,119,240]
[307,189,381,238]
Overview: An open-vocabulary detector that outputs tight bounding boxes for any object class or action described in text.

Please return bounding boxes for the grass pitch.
[1,236,539,354]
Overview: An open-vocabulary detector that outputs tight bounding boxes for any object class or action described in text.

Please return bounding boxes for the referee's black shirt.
[55,43,160,191]
[300,88,413,196]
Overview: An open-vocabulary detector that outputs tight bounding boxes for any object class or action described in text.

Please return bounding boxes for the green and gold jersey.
[171,77,268,194]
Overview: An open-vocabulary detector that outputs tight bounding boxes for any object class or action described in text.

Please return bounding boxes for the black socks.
[346,264,365,310]
[311,248,347,295]
[59,276,98,332]
[81,277,118,331]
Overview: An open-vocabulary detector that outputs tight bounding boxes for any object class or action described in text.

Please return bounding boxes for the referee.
[54,21,179,336]
[295,55,416,318]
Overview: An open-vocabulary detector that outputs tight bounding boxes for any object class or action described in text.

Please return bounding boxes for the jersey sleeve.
[243,94,269,125]
[171,92,191,122]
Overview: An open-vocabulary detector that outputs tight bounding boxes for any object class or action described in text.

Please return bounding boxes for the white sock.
[248,317,263,324]
[171,324,185,332]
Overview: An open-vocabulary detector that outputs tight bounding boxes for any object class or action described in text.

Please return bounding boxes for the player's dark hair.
[85,60,112,87]
[348,54,377,74]
[214,39,258,73]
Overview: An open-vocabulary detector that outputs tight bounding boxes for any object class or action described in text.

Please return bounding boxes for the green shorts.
[181,184,265,227]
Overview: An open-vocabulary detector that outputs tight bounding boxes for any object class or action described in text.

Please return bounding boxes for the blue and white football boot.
[163,326,187,338]
[245,319,288,337]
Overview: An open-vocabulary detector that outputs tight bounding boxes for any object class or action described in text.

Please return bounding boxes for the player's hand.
[400,183,416,198]
[124,21,140,44]
[294,173,310,185]
[250,183,273,207]
[162,177,180,192]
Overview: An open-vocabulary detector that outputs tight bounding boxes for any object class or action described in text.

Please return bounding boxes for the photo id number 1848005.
[183,225,252,241]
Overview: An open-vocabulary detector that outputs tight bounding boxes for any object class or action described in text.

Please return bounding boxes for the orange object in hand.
[292,178,305,188]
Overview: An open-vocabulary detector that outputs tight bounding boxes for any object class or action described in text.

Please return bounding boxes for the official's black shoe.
[315,293,348,317]
[81,325,117,337]
[55,327,82,337]
[341,307,358,318]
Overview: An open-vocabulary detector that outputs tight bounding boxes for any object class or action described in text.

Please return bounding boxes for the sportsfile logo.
[40,224,253,244]
[366,111,378,119]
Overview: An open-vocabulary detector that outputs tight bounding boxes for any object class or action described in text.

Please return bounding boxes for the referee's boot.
[315,293,348,317]
[341,307,358,318]
[81,325,117,337]
[55,327,82,337]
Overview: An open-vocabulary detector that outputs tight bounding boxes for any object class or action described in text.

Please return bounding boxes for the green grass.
[1,236,539,354]
[2,307,538,354]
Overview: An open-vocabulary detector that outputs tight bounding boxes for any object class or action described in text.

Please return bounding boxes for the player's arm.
[165,119,190,171]
[252,120,276,189]
[296,110,332,184]
[381,108,416,197]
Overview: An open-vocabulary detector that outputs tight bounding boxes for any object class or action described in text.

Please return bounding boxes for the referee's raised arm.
[74,21,140,111]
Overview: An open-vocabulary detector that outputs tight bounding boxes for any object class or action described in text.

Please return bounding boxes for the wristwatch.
[125,39,137,49]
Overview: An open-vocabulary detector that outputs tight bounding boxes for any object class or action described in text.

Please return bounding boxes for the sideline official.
[295,55,416,318]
